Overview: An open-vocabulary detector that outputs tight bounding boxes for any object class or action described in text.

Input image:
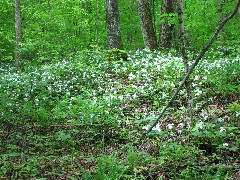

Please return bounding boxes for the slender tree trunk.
[15,0,22,67]
[160,0,175,49]
[105,0,127,60]
[177,0,193,124]
[142,0,240,136]
[95,0,99,49]
[218,0,224,47]
[137,0,157,50]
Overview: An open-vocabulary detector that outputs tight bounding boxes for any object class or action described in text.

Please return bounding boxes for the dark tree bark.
[105,0,127,60]
[160,0,175,49]
[15,0,22,67]
[105,0,123,50]
[137,0,158,50]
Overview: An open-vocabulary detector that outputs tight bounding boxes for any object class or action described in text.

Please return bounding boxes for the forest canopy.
[0,0,239,62]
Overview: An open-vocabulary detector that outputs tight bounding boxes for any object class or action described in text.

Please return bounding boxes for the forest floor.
[0,49,239,179]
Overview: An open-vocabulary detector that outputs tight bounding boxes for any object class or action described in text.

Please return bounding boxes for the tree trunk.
[142,0,240,136]
[105,0,123,50]
[105,0,126,60]
[160,0,175,49]
[177,0,193,124]
[95,0,99,50]
[15,0,22,67]
[218,0,224,47]
[137,0,158,50]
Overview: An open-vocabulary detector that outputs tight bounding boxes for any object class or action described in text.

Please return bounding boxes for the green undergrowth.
[0,49,239,179]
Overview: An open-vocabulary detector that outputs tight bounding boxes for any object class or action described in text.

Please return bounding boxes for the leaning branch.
[142,0,240,136]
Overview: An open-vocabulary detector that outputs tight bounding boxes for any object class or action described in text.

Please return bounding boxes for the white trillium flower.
[178,123,185,128]
[217,118,224,122]
[132,93,138,99]
[118,95,124,101]
[220,127,226,133]
[152,124,161,132]
[196,121,203,129]
[142,124,161,132]
[142,125,151,131]
[194,76,200,81]
[192,83,197,87]
[167,123,174,130]
[236,111,240,117]
[200,109,207,117]
[178,130,182,135]
[194,89,202,96]
[203,115,208,120]
[223,143,229,147]
[129,72,136,80]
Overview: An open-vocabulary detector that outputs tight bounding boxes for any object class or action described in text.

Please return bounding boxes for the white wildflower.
[178,130,183,135]
[236,111,240,117]
[152,124,161,132]
[129,72,136,80]
[122,67,127,72]
[192,83,197,87]
[179,106,185,110]
[217,118,224,122]
[194,89,202,96]
[167,123,174,130]
[220,127,226,133]
[132,93,138,99]
[196,121,203,129]
[162,93,168,98]
[200,109,208,120]
[194,76,200,80]
[118,95,124,101]
[178,123,185,128]
[223,143,228,147]
[142,125,151,131]
[203,115,208,120]
[117,119,122,124]
[142,124,161,132]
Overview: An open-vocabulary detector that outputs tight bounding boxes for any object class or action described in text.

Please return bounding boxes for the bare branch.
[142,0,240,136]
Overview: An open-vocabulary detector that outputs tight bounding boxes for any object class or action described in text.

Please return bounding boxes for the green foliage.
[0,0,14,62]
[0,50,239,179]
[193,48,240,102]
[94,155,126,179]
[184,0,240,50]
[1,0,239,63]
[227,102,240,112]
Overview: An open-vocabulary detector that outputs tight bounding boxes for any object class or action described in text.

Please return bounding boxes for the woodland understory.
[0,48,239,179]
[1,0,240,179]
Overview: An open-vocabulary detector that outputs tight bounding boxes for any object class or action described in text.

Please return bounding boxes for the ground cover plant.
[0,48,239,179]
